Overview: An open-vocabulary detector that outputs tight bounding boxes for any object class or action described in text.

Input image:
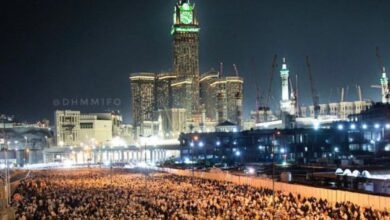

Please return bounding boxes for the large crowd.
[11,168,390,220]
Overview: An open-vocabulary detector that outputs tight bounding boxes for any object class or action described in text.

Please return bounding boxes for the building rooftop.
[217,121,237,127]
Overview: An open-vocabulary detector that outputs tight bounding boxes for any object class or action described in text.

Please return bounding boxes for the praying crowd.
[11,168,390,220]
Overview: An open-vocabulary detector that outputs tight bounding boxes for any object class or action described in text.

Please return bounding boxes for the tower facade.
[207,76,244,125]
[214,80,227,123]
[129,73,156,127]
[200,71,219,120]
[155,73,176,111]
[380,67,390,103]
[226,77,244,126]
[172,0,200,120]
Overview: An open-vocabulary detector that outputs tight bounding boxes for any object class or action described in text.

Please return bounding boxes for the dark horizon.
[1,0,389,123]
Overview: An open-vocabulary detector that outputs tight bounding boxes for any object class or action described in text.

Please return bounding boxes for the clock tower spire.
[171,0,200,122]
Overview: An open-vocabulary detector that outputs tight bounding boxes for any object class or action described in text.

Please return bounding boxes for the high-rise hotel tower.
[171,0,200,121]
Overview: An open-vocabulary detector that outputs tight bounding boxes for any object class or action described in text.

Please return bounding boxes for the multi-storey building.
[158,108,187,138]
[155,73,176,111]
[307,101,372,120]
[179,119,390,164]
[205,76,244,125]
[110,111,123,137]
[210,78,227,123]
[55,110,129,146]
[171,78,192,117]
[78,114,112,145]
[200,71,219,120]
[308,104,331,118]
[226,76,244,126]
[130,71,191,138]
[250,108,278,123]
[55,110,80,146]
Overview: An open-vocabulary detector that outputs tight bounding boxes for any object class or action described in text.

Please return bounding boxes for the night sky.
[1,0,389,123]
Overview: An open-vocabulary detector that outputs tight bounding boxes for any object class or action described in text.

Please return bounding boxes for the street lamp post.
[139,134,151,194]
[191,135,198,183]
[272,129,280,210]
[272,135,275,209]
[190,141,194,183]
[1,115,10,207]
[110,162,113,186]
[24,136,28,165]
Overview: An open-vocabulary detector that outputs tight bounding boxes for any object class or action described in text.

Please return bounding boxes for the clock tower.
[171,0,200,121]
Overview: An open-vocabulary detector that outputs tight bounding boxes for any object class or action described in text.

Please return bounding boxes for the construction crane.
[376,47,385,72]
[265,55,278,109]
[356,84,363,102]
[219,62,224,77]
[250,57,261,123]
[306,56,320,119]
[233,64,239,76]
[289,76,299,117]
[295,74,301,117]
[261,55,278,122]
[256,84,260,123]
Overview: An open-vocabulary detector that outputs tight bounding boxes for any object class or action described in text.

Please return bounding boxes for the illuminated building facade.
[226,76,244,126]
[307,101,372,119]
[155,73,176,111]
[55,110,80,146]
[200,71,219,120]
[158,108,187,138]
[171,79,192,116]
[180,118,390,164]
[204,76,244,125]
[211,78,227,123]
[78,114,112,145]
[250,108,278,123]
[380,67,390,103]
[55,110,126,146]
[129,73,156,127]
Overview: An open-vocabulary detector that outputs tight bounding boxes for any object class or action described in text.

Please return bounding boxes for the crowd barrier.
[10,171,30,194]
[156,168,390,210]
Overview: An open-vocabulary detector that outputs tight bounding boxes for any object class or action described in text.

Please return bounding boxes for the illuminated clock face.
[180,11,192,24]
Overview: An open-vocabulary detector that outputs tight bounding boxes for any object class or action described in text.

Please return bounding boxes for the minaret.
[280,58,294,115]
[280,58,289,102]
[380,67,390,103]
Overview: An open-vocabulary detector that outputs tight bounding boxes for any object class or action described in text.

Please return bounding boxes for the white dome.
[361,170,371,178]
[335,168,343,175]
[352,170,360,177]
[343,169,352,176]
